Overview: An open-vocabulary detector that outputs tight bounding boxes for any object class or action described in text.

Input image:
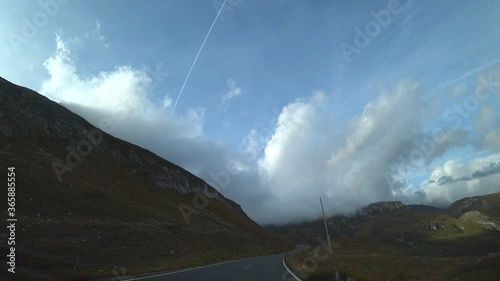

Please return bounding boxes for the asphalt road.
[119,246,307,281]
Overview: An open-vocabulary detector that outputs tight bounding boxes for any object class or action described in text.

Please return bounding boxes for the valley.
[272,194,500,280]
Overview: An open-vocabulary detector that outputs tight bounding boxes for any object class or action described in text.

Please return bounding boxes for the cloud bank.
[39,36,500,224]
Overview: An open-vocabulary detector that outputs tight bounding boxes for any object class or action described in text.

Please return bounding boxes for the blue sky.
[1,0,500,223]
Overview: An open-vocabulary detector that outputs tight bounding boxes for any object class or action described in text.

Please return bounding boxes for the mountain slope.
[272,194,500,280]
[446,192,500,218]
[0,77,290,281]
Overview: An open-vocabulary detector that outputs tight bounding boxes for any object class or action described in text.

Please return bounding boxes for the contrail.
[172,0,229,111]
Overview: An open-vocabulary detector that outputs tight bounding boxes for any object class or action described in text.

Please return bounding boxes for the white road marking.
[243,263,252,269]
[115,255,263,280]
[282,259,302,281]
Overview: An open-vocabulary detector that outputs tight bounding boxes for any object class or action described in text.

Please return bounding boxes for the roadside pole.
[319,197,338,281]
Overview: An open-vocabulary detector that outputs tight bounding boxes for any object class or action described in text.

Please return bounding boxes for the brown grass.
[0,136,289,281]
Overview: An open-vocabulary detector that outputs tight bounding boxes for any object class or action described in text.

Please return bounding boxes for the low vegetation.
[279,193,500,281]
[0,77,291,281]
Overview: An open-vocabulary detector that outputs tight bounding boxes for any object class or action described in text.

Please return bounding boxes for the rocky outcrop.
[0,76,245,215]
[407,204,441,212]
[361,201,407,215]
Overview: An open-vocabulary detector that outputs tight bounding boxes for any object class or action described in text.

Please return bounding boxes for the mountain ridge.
[0,76,244,215]
[0,76,290,281]
[277,193,500,280]
[267,192,500,242]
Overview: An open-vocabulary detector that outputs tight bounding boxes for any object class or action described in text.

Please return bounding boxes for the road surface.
[117,246,307,281]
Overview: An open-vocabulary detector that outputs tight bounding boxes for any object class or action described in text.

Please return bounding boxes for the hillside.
[446,192,500,218]
[0,77,290,281]
[271,193,500,280]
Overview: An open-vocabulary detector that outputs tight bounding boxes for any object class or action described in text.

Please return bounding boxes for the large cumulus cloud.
[39,36,500,225]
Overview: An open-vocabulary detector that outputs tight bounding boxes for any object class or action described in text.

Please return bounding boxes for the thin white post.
[319,197,331,250]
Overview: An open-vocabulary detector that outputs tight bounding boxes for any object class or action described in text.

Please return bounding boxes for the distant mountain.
[359,201,442,215]
[353,201,441,218]
[358,200,407,216]
[446,192,500,218]
[267,194,500,255]
[0,76,290,281]
[407,204,442,212]
[283,195,500,281]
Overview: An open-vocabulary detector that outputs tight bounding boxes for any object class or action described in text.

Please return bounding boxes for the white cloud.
[36,35,500,225]
[480,69,500,150]
[329,81,421,167]
[218,79,242,113]
[41,35,204,140]
[476,106,493,133]
[163,95,173,108]
[423,153,500,204]
[242,129,260,159]
[251,79,498,224]
[476,106,500,151]
[475,105,500,150]
[485,130,500,150]
[259,91,331,180]
[87,20,109,48]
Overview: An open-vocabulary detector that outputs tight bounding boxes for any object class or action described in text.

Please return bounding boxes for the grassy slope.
[281,194,500,281]
[0,140,289,281]
[286,240,500,281]
[0,78,290,281]
[446,192,500,218]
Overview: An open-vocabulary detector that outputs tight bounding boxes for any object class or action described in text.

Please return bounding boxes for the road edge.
[282,259,302,281]
[94,253,288,281]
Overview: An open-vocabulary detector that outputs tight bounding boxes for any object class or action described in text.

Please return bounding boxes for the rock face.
[362,201,407,215]
[0,76,245,215]
[407,204,441,212]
